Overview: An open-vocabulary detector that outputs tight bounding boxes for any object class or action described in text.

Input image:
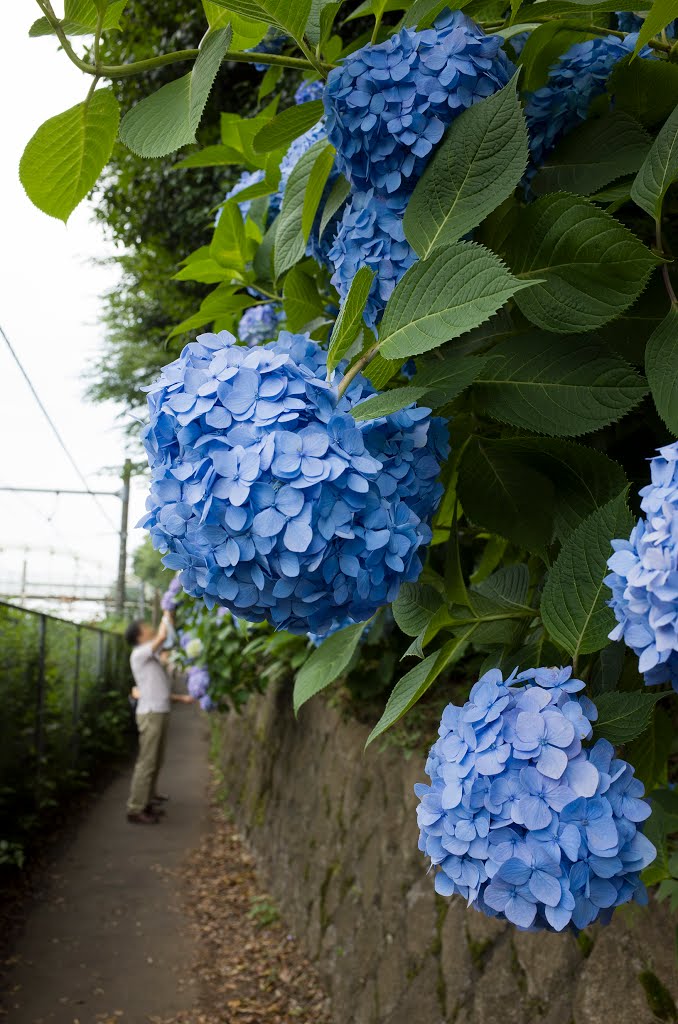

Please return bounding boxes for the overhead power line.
[0,322,118,533]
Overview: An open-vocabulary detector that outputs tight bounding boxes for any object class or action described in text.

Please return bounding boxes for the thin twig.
[656,218,678,309]
[336,343,380,397]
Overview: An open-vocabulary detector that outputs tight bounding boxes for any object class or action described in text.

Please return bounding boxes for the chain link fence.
[0,600,134,864]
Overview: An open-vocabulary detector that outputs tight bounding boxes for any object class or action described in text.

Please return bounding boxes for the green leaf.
[203,1,268,46]
[518,22,591,91]
[458,437,555,557]
[253,216,278,281]
[319,174,350,239]
[378,241,532,360]
[30,0,126,34]
[413,354,489,408]
[609,57,678,129]
[503,193,660,333]
[404,77,527,257]
[392,582,443,637]
[353,387,429,420]
[531,113,651,198]
[646,307,678,435]
[258,63,284,100]
[471,564,531,613]
[593,690,667,745]
[207,0,312,41]
[366,629,475,744]
[119,27,233,158]
[472,333,648,437]
[633,0,678,54]
[631,100,678,220]
[20,88,120,222]
[326,266,375,372]
[302,145,335,242]
[210,200,246,269]
[274,139,331,278]
[282,265,325,331]
[293,621,366,713]
[306,0,342,43]
[503,439,628,542]
[541,491,633,657]
[626,707,673,790]
[363,354,401,389]
[253,100,324,153]
[173,144,243,169]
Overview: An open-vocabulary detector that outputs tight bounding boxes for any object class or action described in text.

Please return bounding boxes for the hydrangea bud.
[606,441,678,689]
[139,330,448,636]
[324,10,514,196]
[416,667,656,931]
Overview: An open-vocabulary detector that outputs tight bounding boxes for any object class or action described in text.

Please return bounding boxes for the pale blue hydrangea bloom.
[139,330,448,636]
[249,28,287,71]
[416,667,655,931]
[615,11,675,35]
[238,304,285,347]
[606,441,678,689]
[219,169,281,224]
[324,10,514,195]
[328,189,417,329]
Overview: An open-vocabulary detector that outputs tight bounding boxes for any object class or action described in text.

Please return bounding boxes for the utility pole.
[115,459,132,617]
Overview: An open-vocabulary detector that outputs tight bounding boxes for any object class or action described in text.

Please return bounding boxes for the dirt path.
[2,705,330,1024]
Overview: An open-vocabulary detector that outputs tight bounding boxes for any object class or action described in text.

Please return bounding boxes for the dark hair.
[125,620,143,647]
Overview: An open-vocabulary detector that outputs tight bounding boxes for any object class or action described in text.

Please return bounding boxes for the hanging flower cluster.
[160,574,182,611]
[238,303,285,347]
[524,32,649,174]
[606,441,678,690]
[322,10,513,327]
[415,667,655,932]
[328,190,417,330]
[615,11,675,35]
[139,329,447,636]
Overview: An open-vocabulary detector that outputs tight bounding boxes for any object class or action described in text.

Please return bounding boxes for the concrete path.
[2,704,210,1024]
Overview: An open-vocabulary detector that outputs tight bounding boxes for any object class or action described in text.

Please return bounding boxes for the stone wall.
[215,683,678,1024]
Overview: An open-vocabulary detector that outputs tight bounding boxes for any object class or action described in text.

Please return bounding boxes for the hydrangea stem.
[33,0,334,79]
[656,219,678,309]
[336,343,380,398]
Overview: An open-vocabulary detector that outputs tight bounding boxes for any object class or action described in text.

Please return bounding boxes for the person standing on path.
[125,612,194,825]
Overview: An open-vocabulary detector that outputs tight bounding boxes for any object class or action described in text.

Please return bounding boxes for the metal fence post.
[72,627,81,766]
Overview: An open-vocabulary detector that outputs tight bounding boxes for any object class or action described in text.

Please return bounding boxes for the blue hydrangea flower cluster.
[295,79,325,105]
[606,441,678,690]
[187,665,210,699]
[322,11,512,327]
[139,329,448,636]
[328,190,418,330]
[524,32,649,174]
[324,10,514,195]
[416,667,656,932]
[238,303,285,347]
[160,574,182,611]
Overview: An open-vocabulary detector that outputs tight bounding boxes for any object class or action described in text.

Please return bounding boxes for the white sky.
[0,5,151,619]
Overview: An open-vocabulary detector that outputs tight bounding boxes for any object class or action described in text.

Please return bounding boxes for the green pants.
[127,712,169,814]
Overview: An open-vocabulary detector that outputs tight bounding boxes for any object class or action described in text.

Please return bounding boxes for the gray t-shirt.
[130,641,171,714]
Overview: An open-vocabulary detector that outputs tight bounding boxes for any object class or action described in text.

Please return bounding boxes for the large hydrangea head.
[329,189,417,329]
[324,9,514,195]
[606,441,678,690]
[139,330,448,636]
[416,666,656,932]
[238,304,285,347]
[524,33,649,174]
[160,574,182,611]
